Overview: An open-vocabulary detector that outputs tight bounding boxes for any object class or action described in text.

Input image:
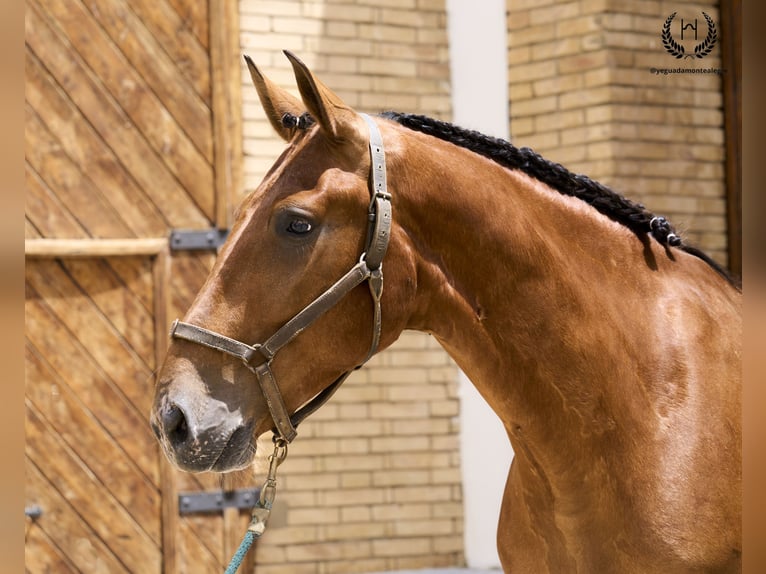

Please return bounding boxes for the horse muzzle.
[150,391,255,473]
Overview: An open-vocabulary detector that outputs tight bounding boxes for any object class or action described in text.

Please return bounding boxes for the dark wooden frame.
[720,0,742,277]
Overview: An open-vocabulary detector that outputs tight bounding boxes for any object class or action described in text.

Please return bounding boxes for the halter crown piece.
[169,113,391,444]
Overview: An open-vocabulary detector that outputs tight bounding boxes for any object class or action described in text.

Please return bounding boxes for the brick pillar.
[507,0,728,265]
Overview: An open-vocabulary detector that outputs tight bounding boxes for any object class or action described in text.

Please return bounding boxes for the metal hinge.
[169,228,229,252]
[178,488,259,515]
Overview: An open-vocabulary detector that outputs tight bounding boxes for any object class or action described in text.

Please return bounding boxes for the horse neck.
[392,130,672,435]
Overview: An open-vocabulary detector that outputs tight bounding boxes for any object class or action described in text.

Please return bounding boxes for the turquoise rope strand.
[224,530,256,574]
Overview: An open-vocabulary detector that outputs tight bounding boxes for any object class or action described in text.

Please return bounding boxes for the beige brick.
[535,108,584,132]
[430,434,460,451]
[531,37,582,61]
[560,86,612,109]
[508,45,531,65]
[511,59,557,82]
[381,7,440,27]
[429,399,460,416]
[272,16,324,35]
[546,144,588,164]
[369,401,429,419]
[261,526,319,548]
[323,521,388,541]
[431,467,463,484]
[518,131,560,150]
[323,488,386,507]
[254,563,317,574]
[533,73,583,96]
[359,57,417,77]
[283,472,339,491]
[338,437,371,454]
[432,501,463,518]
[510,95,557,117]
[529,2,581,25]
[509,82,533,100]
[241,32,304,51]
[394,518,455,536]
[289,507,340,526]
[372,502,431,521]
[508,10,530,30]
[557,50,609,73]
[286,540,372,562]
[372,469,431,487]
[372,537,431,557]
[323,454,386,472]
[433,534,464,553]
[340,505,372,522]
[387,383,447,401]
[316,419,385,438]
[392,485,452,503]
[370,436,430,453]
[326,20,358,38]
[555,15,602,38]
[507,0,557,9]
[323,558,390,574]
[240,0,302,17]
[391,418,451,436]
[509,23,556,46]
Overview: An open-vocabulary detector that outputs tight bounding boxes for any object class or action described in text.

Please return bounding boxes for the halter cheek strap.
[170,113,390,443]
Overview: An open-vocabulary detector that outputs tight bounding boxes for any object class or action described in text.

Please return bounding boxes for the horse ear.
[244,55,305,142]
[284,50,360,143]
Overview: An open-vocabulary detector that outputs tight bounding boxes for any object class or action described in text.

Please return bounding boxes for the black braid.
[281,112,315,130]
[380,111,735,285]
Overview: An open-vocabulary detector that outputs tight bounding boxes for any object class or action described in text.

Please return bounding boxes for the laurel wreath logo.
[661,11,718,59]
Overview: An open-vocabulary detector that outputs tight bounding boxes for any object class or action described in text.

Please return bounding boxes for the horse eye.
[286,218,312,235]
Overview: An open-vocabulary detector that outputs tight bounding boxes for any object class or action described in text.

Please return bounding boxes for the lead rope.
[224,437,288,574]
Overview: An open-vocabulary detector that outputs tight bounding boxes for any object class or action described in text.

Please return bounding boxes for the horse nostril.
[163,403,189,447]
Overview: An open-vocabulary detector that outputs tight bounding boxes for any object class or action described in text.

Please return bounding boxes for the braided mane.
[380,111,736,286]
[279,110,735,286]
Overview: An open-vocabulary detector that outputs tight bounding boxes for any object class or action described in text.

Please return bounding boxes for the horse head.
[150,52,415,472]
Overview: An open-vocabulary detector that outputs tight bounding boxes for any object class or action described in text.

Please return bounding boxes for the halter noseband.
[169,114,391,443]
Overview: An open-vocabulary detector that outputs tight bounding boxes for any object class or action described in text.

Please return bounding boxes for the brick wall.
[237,1,463,572]
[506,0,728,265]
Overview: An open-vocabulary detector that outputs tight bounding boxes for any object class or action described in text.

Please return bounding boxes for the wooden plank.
[167,0,209,51]
[25,105,134,238]
[25,2,212,228]
[24,520,79,573]
[32,0,215,217]
[120,0,211,106]
[108,256,155,312]
[25,238,167,258]
[25,48,169,237]
[26,402,161,571]
[168,252,218,319]
[61,258,155,372]
[26,459,130,573]
[25,218,42,239]
[210,0,244,228]
[176,519,225,573]
[26,344,162,543]
[25,260,155,413]
[77,0,214,163]
[25,163,89,239]
[25,276,159,485]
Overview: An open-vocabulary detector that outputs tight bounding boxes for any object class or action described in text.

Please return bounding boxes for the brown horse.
[151,52,741,573]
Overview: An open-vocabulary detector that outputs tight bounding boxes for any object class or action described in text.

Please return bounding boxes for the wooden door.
[24,0,246,570]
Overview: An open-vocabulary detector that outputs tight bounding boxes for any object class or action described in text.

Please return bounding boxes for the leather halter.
[170,114,391,443]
